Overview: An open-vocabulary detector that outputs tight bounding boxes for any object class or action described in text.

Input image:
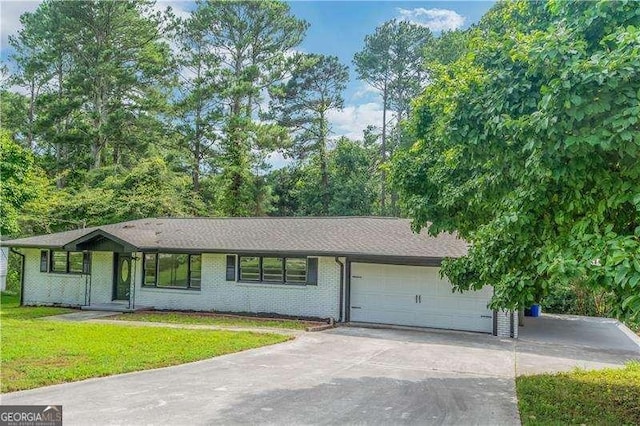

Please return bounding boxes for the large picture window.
[46,250,90,274]
[143,253,201,290]
[238,256,311,285]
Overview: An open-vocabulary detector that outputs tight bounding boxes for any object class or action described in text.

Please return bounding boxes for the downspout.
[344,258,351,322]
[10,248,25,306]
[334,257,344,322]
[510,310,515,338]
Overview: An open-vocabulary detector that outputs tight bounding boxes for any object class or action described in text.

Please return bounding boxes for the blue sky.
[0,0,495,152]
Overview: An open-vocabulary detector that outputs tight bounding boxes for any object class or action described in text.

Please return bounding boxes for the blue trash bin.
[530,304,541,317]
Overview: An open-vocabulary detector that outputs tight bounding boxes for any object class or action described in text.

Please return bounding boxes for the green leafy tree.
[49,158,205,229]
[10,0,173,179]
[270,53,349,213]
[354,20,432,214]
[295,137,378,216]
[194,0,308,216]
[169,8,223,194]
[0,131,49,236]
[0,90,28,140]
[391,1,640,319]
[423,30,469,67]
[63,0,172,169]
[266,166,303,216]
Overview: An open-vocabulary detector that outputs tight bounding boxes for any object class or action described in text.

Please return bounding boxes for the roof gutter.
[1,244,453,266]
[9,248,25,306]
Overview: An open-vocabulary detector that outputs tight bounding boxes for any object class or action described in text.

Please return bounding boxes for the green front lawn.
[517,362,640,425]
[0,293,74,319]
[0,293,290,393]
[112,311,319,330]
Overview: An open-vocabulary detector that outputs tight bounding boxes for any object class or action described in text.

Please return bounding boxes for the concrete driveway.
[2,317,638,425]
[1,327,520,425]
[516,314,640,375]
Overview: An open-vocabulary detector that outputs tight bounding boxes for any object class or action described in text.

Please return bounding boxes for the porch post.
[129,253,137,310]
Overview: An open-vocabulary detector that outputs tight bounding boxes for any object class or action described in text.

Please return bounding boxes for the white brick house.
[4,217,517,337]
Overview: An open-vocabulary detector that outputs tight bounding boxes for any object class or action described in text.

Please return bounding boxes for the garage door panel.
[351,306,416,325]
[350,263,493,333]
[351,291,414,312]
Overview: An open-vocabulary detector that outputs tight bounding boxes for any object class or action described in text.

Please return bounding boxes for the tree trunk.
[55,59,67,188]
[319,111,330,215]
[27,79,35,150]
[91,80,107,169]
[227,53,246,216]
[380,79,388,215]
[389,110,402,216]
[192,62,203,194]
[193,147,201,193]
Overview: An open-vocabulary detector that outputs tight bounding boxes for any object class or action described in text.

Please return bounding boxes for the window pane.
[157,254,173,287]
[40,251,49,272]
[190,255,201,288]
[158,253,188,288]
[51,251,67,272]
[69,252,83,273]
[286,258,306,283]
[240,257,260,281]
[263,257,283,282]
[173,254,189,287]
[144,253,157,286]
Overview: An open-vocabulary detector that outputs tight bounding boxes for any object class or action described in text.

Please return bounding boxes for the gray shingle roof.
[2,217,468,260]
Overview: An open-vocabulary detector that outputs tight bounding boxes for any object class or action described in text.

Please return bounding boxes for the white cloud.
[396,8,465,32]
[328,102,393,141]
[353,82,380,101]
[266,150,292,170]
[0,0,42,52]
[153,1,192,21]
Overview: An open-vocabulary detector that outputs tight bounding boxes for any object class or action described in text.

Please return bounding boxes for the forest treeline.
[2,1,639,318]
[0,0,449,236]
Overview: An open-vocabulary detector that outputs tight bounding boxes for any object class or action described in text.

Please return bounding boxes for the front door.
[113,253,132,301]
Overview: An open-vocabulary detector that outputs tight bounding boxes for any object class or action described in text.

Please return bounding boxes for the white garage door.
[350,263,494,333]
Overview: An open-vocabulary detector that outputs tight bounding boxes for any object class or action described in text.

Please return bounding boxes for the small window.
[307,258,318,285]
[190,255,201,288]
[285,258,306,283]
[240,256,260,281]
[144,253,157,286]
[51,251,67,273]
[68,252,84,273]
[262,257,284,282]
[226,255,236,281]
[40,251,49,272]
